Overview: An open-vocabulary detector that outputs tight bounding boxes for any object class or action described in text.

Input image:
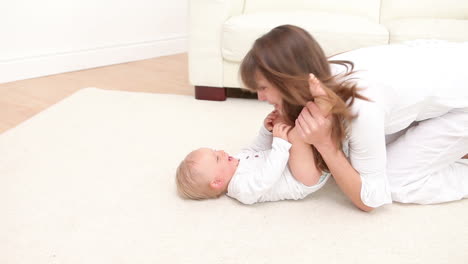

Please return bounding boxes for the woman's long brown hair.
[240,24,368,172]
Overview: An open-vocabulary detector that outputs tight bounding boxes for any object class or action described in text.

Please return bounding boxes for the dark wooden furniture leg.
[195,86,227,101]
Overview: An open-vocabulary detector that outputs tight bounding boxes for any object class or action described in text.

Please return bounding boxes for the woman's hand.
[295,102,334,149]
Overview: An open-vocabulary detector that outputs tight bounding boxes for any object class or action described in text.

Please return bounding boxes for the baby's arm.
[241,126,273,152]
[287,127,323,186]
[233,125,292,204]
[241,110,278,152]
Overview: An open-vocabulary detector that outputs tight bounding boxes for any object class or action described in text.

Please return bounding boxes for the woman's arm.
[295,74,394,211]
[314,138,373,212]
[295,102,373,212]
[297,97,395,212]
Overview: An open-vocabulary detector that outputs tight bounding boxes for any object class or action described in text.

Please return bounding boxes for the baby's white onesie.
[226,126,330,205]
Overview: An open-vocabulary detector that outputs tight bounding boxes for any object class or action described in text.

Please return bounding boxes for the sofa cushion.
[381,0,468,23]
[386,19,468,43]
[243,0,381,22]
[221,12,389,62]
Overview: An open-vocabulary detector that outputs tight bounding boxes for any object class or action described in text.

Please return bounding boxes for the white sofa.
[188,0,468,100]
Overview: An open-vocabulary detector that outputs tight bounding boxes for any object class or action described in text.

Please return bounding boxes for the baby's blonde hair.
[175,152,223,200]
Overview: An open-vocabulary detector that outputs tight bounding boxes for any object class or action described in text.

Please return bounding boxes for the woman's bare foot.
[463,154,468,159]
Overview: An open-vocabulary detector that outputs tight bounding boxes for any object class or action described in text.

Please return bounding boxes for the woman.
[240,25,468,211]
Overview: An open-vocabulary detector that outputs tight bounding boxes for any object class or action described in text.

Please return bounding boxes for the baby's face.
[192,148,239,187]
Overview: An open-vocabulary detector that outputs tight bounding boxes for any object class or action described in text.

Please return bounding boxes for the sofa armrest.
[189,0,245,87]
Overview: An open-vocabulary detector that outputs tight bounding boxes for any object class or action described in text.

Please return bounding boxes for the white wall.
[0,0,188,83]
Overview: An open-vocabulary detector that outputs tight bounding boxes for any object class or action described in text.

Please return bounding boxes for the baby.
[176,111,330,204]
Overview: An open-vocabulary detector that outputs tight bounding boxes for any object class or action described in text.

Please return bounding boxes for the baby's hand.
[264,110,279,132]
[272,113,286,126]
[273,122,292,141]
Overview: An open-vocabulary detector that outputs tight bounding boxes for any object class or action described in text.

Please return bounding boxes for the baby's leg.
[287,127,322,186]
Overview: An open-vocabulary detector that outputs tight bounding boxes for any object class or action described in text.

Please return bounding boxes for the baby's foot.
[309,74,332,116]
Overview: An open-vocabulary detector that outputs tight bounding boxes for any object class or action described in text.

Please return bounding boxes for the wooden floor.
[0,53,193,133]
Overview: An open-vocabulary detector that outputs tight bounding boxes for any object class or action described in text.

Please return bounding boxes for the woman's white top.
[330,40,468,207]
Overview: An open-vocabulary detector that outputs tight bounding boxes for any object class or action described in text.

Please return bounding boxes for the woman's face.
[255,71,283,112]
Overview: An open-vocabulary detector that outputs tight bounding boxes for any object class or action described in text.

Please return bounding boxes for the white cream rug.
[1,88,467,264]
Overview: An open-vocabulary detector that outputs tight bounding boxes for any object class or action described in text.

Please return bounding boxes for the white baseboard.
[0,34,187,84]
